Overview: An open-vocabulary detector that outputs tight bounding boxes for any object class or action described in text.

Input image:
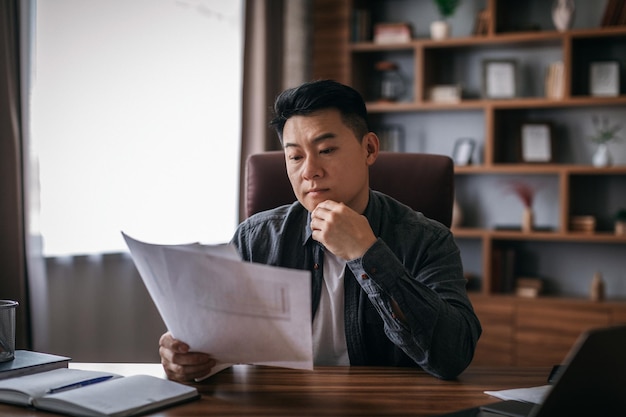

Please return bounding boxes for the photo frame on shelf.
[590,61,620,97]
[376,124,405,152]
[452,138,475,166]
[482,59,517,99]
[519,122,553,163]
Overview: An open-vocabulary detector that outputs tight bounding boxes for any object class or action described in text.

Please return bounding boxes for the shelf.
[366,96,626,113]
[469,293,626,308]
[313,0,626,368]
[452,228,626,243]
[454,165,626,175]
[350,26,626,51]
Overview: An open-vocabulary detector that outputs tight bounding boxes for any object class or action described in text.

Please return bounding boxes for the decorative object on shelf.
[570,215,596,233]
[592,143,613,167]
[506,181,535,232]
[552,0,575,32]
[516,277,543,298]
[615,209,626,236]
[590,272,605,302]
[376,124,405,151]
[452,138,475,166]
[373,22,412,44]
[451,198,463,228]
[374,61,406,102]
[519,122,553,163]
[588,115,621,167]
[430,0,460,40]
[589,61,620,97]
[545,61,565,99]
[482,59,518,99]
[429,84,461,103]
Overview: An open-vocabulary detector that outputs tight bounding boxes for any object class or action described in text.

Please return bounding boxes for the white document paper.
[122,233,313,377]
[485,384,552,404]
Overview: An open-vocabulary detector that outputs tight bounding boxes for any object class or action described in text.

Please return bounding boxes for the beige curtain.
[0,0,30,349]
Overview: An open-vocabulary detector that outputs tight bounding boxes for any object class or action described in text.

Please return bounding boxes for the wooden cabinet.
[312,0,626,365]
[471,295,626,366]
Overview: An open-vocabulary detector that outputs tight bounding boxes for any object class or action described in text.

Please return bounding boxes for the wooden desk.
[0,365,549,416]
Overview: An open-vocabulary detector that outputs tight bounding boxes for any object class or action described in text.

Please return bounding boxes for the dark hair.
[269,80,370,143]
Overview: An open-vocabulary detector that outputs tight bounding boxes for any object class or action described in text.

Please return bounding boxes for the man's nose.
[302,156,322,180]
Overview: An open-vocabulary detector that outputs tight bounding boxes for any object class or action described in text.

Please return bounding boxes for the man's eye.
[288,155,302,161]
[320,148,336,155]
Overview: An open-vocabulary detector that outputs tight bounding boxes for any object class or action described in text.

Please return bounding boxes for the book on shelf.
[601,0,626,26]
[373,22,412,44]
[351,8,371,42]
[0,368,199,417]
[0,350,70,380]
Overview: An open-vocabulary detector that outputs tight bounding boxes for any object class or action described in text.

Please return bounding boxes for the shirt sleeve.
[346,227,481,380]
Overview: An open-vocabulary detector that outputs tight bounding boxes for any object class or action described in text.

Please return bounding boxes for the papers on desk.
[485,384,552,404]
[122,233,313,378]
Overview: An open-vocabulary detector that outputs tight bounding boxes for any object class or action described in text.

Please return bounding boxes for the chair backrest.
[245,151,454,227]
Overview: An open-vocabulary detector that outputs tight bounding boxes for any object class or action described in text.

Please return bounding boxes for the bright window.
[31,0,243,256]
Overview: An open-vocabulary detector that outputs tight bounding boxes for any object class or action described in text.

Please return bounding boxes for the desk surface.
[0,364,549,417]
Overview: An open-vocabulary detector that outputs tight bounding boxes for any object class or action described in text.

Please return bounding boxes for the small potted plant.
[615,209,626,236]
[431,0,460,40]
[589,115,622,167]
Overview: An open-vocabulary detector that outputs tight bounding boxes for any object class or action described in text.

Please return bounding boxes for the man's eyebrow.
[284,132,337,148]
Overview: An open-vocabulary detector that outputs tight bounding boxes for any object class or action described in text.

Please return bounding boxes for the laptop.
[440,324,626,417]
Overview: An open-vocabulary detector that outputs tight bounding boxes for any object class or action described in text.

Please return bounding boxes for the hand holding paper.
[123,233,313,378]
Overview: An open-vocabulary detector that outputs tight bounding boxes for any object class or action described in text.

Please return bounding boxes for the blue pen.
[46,375,114,394]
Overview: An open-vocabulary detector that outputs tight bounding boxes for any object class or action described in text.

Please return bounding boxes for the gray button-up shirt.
[232,190,481,379]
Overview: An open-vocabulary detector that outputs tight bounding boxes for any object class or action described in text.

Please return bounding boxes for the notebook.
[0,367,199,417]
[440,324,626,417]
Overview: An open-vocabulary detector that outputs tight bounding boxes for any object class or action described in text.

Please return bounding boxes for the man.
[159,80,481,381]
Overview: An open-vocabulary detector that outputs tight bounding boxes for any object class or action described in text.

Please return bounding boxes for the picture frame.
[483,59,518,99]
[376,124,405,152]
[519,123,553,163]
[453,138,475,166]
[590,61,620,97]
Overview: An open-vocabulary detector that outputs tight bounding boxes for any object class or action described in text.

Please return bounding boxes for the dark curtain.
[238,0,286,221]
[0,0,31,349]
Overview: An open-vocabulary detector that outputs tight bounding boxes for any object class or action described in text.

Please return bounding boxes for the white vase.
[430,20,450,40]
[592,143,612,167]
[552,0,575,32]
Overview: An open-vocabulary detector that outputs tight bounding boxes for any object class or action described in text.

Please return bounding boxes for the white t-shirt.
[311,250,350,366]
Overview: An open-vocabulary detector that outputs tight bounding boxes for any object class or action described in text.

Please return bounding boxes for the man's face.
[282,109,379,214]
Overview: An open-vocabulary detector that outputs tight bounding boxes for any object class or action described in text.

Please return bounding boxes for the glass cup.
[0,300,18,362]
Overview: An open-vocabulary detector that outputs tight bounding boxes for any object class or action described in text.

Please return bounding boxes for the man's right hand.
[159,332,216,382]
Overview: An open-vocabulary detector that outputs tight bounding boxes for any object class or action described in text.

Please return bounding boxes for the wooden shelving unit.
[312,0,626,366]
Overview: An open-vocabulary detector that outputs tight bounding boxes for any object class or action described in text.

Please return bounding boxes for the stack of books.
[570,215,596,233]
[0,350,70,380]
[601,0,626,26]
[545,62,564,99]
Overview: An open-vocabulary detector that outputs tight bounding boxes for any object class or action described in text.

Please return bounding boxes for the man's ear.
[364,132,379,165]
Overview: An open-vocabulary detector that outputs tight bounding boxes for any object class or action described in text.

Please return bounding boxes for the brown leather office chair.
[245,151,454,227]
